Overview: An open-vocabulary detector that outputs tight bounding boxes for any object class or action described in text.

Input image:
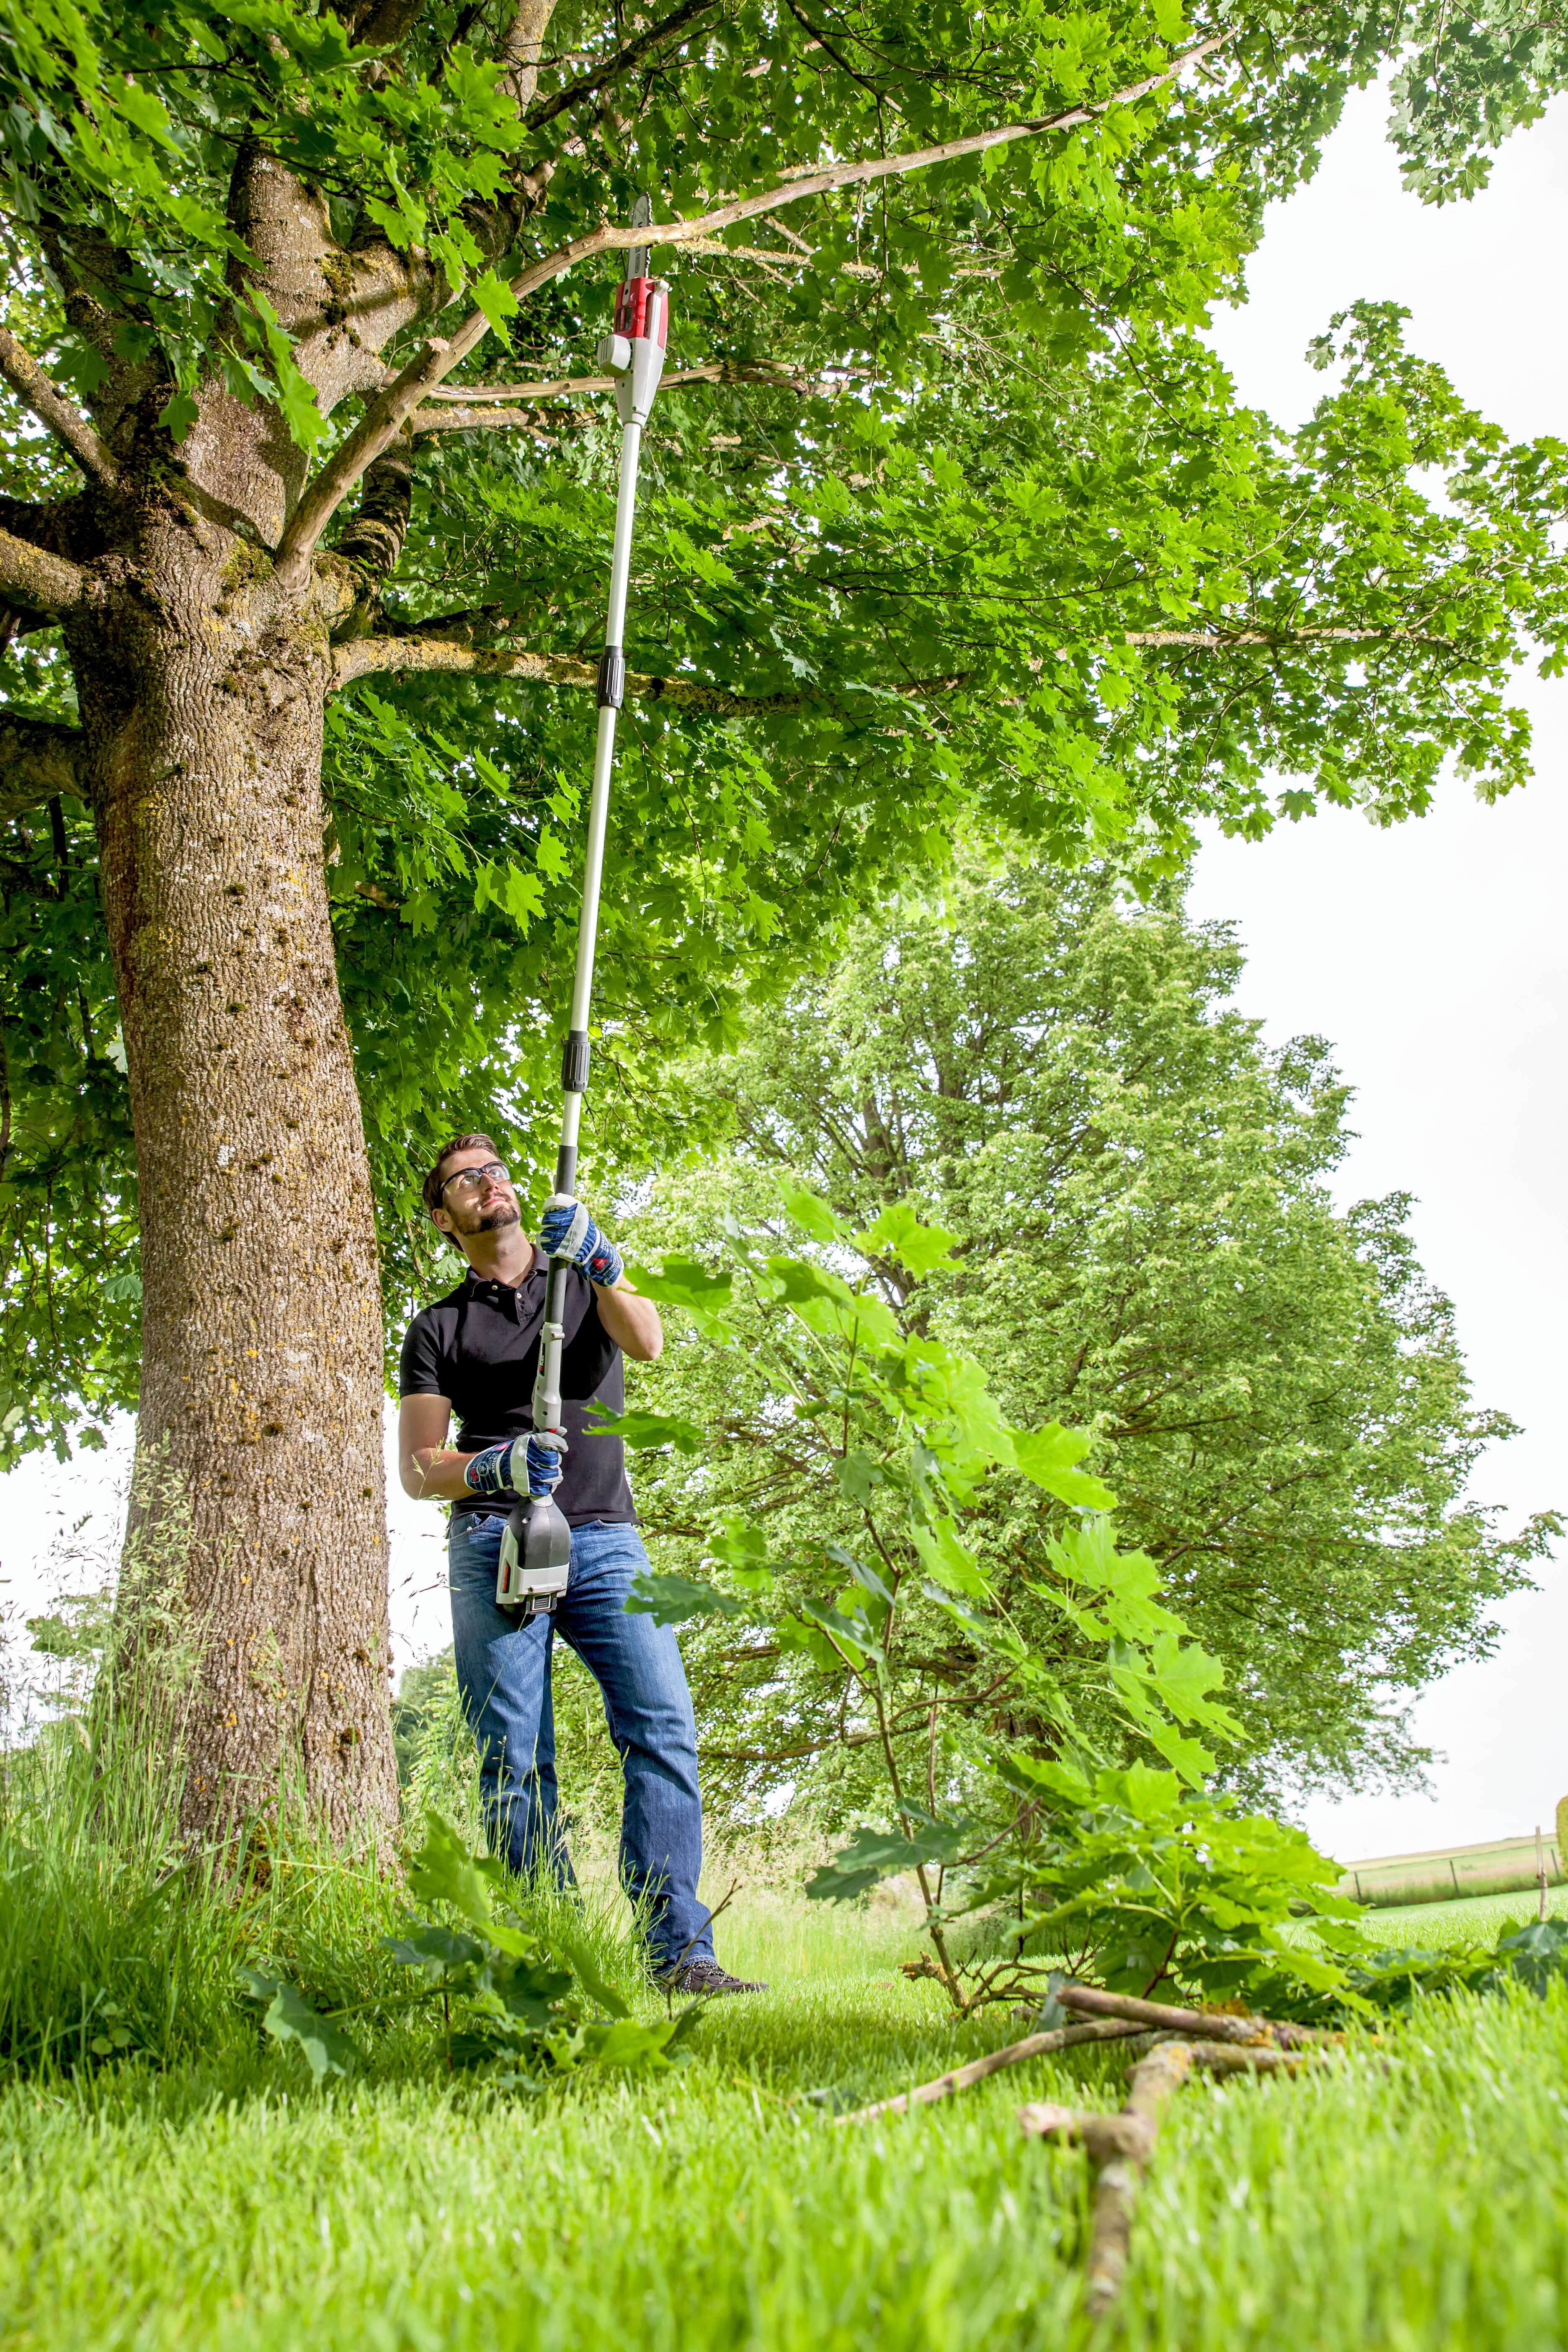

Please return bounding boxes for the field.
[4,1854,1568,2352]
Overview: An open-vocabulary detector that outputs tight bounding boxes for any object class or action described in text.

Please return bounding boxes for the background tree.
[0,0,1565,1834]
[623,854,1556,1812]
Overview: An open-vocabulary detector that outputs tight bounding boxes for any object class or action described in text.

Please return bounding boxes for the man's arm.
[596,1275,663,1362]
[398,1393,482,1499]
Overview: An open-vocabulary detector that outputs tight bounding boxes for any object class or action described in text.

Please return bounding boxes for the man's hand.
[464,1434,565,1498]
[540,1197,624,1288]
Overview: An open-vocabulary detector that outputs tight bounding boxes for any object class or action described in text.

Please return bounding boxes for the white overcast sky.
[3,80,1566,1864]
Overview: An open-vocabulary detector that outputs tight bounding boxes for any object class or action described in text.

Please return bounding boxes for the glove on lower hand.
[464,1434,564,1498]
[539,1198,624,1288]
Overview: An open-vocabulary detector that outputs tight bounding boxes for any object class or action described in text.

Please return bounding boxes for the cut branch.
[0,712,85,821]
[1053,1980,1324,2050]
[836,2019,1144,2125]
[0,328,120,491]
[1021,2040,1194,2318]
[281,37,1227,579]
[0,524,85,615]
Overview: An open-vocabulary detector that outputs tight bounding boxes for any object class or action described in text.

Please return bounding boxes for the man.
[397,1132,761,1996]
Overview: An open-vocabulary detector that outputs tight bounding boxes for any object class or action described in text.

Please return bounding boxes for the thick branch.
[0,328,120,491]
[502,0,559,108]
[0,524,85,615]
[333,427,415,581]
[330,632,970,710]
[329,635,807,709]
[278,37,1226,585]
[524,0,720,131]
[0,713,85,821]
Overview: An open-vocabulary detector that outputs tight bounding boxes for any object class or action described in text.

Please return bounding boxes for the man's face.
[433,1148,522,1242]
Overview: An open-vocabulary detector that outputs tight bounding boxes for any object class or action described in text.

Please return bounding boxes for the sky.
[3,79,1566,1865]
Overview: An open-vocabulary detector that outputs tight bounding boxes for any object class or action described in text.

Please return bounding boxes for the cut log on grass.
[1054,1980,1324,2049]
[1021,2042,1194,2316]
[835,2018,1145,2125]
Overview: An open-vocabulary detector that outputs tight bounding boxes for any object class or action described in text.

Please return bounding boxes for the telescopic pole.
[497,200,669,1616]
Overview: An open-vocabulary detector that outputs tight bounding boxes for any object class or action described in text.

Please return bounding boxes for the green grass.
[6,1683,1568,2352]
[1360,1882,1568,1949]
[5,1854,1568,2350]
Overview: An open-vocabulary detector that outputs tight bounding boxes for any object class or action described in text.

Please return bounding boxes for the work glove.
[464,1433,564,1498]
[539,1197,624,1288]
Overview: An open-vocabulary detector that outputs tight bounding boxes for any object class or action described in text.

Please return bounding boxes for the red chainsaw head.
[613,275,669,348]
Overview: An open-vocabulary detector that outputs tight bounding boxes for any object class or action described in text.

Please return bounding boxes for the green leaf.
[553,1927,629,2019]
[157,390,199,442]
[472,270,520,342]
[624,1571,748,1626]
[622,1257,734,1320]
[582,1404,704,1454]
[1008,1421,1117,1510]
[854,1199,958,1278]
[243,1975,360,2083]
[777,1177,843,1244]
[909,1513,990,1599]
[406,1810,496,1930]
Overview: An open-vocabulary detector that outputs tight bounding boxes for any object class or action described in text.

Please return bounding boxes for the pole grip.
[596,646,625,710]
[561,1029,591,1091]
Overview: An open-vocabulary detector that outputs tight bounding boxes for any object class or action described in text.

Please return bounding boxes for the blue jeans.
[446,1514,713,1971]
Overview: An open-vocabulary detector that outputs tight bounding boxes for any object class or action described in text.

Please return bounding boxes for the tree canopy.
[620,856,1557,1812]
[4,0,1568,1480]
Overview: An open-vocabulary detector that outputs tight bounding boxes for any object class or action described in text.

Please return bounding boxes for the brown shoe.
[658,1957,767,1995]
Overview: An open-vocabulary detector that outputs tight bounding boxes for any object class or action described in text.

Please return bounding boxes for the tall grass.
[6,1498,1568,2348]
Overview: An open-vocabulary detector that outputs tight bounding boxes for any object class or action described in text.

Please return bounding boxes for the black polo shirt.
[398,1253,635,1526]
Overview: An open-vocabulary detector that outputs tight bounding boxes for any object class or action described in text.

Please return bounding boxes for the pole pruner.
[495,199,669,1618]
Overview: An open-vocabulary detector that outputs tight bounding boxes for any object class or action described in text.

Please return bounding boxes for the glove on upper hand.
[464,1432,565,1499]
[539,1198,624,1288]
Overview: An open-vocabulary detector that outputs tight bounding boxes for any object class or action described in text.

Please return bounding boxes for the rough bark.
[0,713,84,819]
[68,512,398,1844]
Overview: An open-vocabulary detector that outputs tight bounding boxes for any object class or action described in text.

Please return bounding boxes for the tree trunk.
[71,508,399,1844]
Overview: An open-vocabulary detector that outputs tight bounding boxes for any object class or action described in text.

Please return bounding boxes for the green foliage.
[6,0,1568,1472]
[982,1754,1357,2006]
[612,1185,1365,2013]
[625,854,1553,1803]
[1350,1916,1568,2012]
[242,1810,697,2090]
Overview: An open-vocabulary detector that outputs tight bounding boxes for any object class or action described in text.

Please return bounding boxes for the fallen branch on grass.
[1053,1979,1327,2050]
[835,2018,1144,2126]
[1021,2041,1194,2317]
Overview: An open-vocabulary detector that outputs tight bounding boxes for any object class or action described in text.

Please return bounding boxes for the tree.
[623,856,1556,1809]
[0,0,1564,1834]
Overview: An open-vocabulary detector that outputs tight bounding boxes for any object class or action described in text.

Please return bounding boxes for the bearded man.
[397,1132,761,1996]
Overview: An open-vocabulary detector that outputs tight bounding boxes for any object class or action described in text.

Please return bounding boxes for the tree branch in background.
[1126,626,1452,650]
[0,328,120,490]
[278,38,1228,587]
[0,713,85,820]
[524,0,721,131]
[502,0,560,108]
[0,525,85,614]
